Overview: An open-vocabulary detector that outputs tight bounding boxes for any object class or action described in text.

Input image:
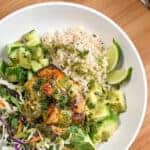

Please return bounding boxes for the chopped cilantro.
[77,50,89,59]
[33,79,44,91]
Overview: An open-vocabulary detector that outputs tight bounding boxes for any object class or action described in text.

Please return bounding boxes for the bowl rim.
[0,2,148,149]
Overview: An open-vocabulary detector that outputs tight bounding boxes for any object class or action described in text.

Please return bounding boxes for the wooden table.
[0,0,149,149]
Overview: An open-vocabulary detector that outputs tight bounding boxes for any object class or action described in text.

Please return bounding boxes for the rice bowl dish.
[0,27,132,150]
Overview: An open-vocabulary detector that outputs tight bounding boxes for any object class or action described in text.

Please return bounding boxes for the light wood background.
[0,0,149,149]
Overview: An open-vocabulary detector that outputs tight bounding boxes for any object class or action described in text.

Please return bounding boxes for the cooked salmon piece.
[44,106,59,125]
[41,83,53,96]
[37,66,64,80]
[51,125,65,136]
[0,99,5,109]
[22,65,85,125]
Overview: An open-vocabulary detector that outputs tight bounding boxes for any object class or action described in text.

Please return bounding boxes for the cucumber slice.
[23,30,39,41]
[19,57,31,69]
[8,50,18,60]
[39,58,49,66]
[107,67,132,85]
[23,30,40,47]
[32,47,44,60]
[17,49,31,69]
[31,60,43,72]
[107,39,121,72]
[6,41,24,55]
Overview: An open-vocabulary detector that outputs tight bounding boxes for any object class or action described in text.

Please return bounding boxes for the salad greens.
[0,29,132,150]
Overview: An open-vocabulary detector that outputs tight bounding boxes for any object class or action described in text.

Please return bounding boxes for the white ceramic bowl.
[0,2,147,150]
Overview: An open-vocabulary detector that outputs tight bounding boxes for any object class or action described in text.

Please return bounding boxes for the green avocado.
[91,114,119,143]
[89,103,110,122]
[108,90,126,114]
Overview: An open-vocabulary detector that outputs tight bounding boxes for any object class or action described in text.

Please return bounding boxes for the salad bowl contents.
[0,28,132,150]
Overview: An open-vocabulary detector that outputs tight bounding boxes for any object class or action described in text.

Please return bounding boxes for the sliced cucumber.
[39,58,49,66]
[107,39,121,72]
[19,58,31,69]
[6,41,24,55]
[31,60,43,72]
[23,30,40,47]
[107,67,132,85]
[17,48,31,69]
[32,47,44,60]
[23,30,39,41]
[8,50,18,60]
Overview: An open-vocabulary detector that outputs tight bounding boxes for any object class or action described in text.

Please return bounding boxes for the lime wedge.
[107,67,132,85]
[107,39,121,72]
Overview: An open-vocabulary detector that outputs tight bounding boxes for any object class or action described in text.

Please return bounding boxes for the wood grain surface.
[0,0,149,150]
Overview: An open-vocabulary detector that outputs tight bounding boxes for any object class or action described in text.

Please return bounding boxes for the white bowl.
[0,2,147,150]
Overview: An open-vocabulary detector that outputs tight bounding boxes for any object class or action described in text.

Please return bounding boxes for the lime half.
[107,67,132,85]
[107,39,121,72]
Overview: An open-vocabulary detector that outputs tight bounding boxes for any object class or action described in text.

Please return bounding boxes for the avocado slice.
[89,103,110,122]
[92,114,119,143]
